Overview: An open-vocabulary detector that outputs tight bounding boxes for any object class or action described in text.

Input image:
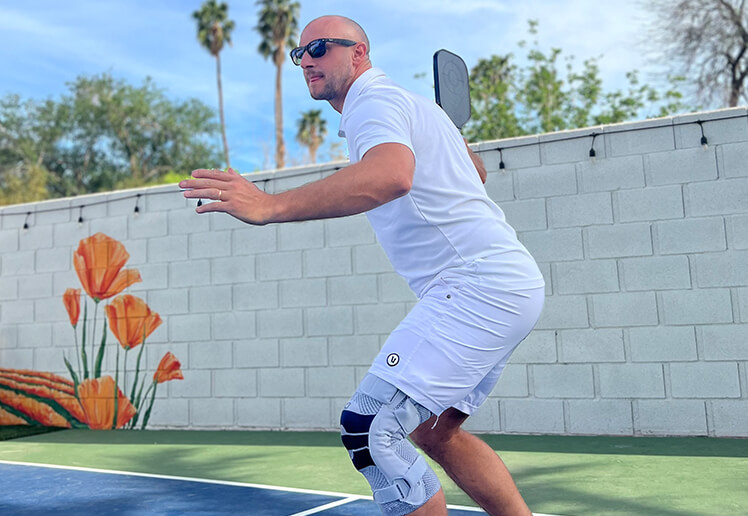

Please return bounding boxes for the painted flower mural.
[0,233,183,430]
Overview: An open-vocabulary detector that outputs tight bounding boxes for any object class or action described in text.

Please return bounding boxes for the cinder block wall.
[1,107,747,436]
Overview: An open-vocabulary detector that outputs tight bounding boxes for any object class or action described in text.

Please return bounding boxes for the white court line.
[0,459,564,516]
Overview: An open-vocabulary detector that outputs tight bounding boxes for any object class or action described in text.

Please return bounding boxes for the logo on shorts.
[386,353,400,367]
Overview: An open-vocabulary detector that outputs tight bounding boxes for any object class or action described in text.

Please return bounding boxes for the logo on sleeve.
[386,353,400,367]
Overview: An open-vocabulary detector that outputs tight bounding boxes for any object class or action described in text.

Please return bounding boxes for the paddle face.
[433,49,471,129]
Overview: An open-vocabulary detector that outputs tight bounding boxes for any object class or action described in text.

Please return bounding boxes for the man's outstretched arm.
[180,142,415,225]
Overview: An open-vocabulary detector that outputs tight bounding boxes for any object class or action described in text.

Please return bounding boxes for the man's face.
[297,24,356,103]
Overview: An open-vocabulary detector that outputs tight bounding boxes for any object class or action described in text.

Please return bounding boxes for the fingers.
[182,187,223,200]
[191,168,235,180]
[195,199,228,214]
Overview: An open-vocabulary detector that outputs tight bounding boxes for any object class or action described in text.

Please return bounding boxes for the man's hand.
[180,168,274,225]
[464,139,487,184]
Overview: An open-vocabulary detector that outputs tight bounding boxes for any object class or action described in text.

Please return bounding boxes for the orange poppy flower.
[105,295,162,351]
[73,233,142,302]
[63,288,81,327]
[153,352,184,384]
[77,376,136,430]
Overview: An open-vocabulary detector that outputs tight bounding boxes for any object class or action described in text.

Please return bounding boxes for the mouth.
[306,73,323,84]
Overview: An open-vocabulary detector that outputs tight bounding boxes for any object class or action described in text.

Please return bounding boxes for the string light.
[22,212,31,232]
[77,206,84,226]
[133,194,141,216]
[498,148,505,170]
[698,121,708,150]
[589,133,598,161]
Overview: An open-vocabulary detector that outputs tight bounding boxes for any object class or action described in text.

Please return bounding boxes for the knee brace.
[340,375,440,516]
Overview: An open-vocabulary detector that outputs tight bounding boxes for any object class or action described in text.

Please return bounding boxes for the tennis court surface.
[0,429,746,515]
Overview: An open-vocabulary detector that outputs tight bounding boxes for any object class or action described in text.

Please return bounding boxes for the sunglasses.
[289,38,357,66]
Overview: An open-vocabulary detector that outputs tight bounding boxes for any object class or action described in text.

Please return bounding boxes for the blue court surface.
[0,460,519,515]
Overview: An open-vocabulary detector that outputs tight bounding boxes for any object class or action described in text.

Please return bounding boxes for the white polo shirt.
[338,68,544,297]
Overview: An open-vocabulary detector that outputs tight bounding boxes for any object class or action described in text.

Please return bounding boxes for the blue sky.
[1,0,654,174]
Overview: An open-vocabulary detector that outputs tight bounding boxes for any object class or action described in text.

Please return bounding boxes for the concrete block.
[171,369,211,398]
[273,171,322,192]
[211,256,254,285]
[645,147,718,185]
[1,300,34,323]
[0,325,19,349]
[517,163,577,199]
[0,277,17,301]
[579,155,645,192]
[53,271,78,297]
[720,141,748,178]
[280,278,327,308]
[598,363,665,398]
[586,223,653,259]
[699,324,748,360]
[636,400,707,436]
[355,303,406,335]
[34,297,69,324]
[18,273,53,299]
[0,348,32,369]
[499,199,547,231]
[189,230,232,259]
[607,120,674,157]
[234,282,279,310]
[260,368,305,397]
[558,329,625,363]
[661,289,733,325]
[234,339,280,368]
[169,259,211,288]
[656,217,726,255]
[35,247,71,273]
[535,295,589,330]
[0,229,19,254]
[281,337,328,367]
[32,347,65,373]
[550,192,613,228]
[540,129,601,165]
[303,248,352,277]
[554,260,619,294]
[629,326,698,362]
[461,399,500,432]
[329,275,379,305]
[233,226,277,256]
[670,362,740,398]
[188,286,232,314]
[3,250,35,275]
[503,399,565,433]
[354,244,393,274]
[257,251,302,281]
[53,221,91,248]
[728,214,748,249]
[520,228,584,262]
[31,199,72,226]
[508,330,557,364]
[740,288,748,323]
[19,224,53,251]
[488,137,541,171]
[493,364,528,397]
[532,364,594,398]
[484,168,515,202]
[128,211,167,240]
[214,369,257,397]
[283,397,331,429]
[189,340,232,369]
[169,313,211,342]
[615,186,684,223]
[378,274,416,303]
[306,306,354,336]
[307,367,356,397]
[168,207,211,236]
[686,178,748,216]
[675,110,748,150]
[17,323,52,349]
[590,292,658,327]
[325,215,376,247]
[191,398,234,427]
[144,187,189,212]
[146,288,189,315]
[694,250,748,287]
[710,400,748,437]
[90,216,128,240]
[236,398,281,428]
[329,335,381,366]
[212,311,256,341]
[143,398,189,428]
[621,256,692,291]
[147,235,188,263]
[210,212,251,231]
[256,308,303,338]
[279,221,324,251]
[567,400,633,435]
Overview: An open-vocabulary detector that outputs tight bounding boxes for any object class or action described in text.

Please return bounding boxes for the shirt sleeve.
[345,94,414,162]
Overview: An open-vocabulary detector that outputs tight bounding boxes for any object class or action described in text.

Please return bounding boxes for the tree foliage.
[464,21,691,142]
[255,0,301,170]
[0,74,220,206]
[643,0,748,107]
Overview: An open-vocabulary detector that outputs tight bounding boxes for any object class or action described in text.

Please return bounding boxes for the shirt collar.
[338,67,387,137]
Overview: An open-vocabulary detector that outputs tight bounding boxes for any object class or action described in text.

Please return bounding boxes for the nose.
[300,49,314,68]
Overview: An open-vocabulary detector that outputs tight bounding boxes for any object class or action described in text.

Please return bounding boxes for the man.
[180,15,544,516]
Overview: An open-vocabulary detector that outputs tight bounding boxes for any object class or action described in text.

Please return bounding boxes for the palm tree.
[296,109,327,163]
[255,0,300,170]
[193,0,235,168]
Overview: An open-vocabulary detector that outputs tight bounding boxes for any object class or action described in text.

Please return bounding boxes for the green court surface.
[1,429,746,516]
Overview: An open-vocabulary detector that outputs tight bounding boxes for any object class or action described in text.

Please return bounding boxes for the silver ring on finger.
[218,190,223,201]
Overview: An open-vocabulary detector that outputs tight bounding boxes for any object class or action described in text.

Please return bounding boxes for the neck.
[330,62,373,113]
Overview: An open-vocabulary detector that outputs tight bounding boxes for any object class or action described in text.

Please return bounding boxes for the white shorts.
[367,274,545,416]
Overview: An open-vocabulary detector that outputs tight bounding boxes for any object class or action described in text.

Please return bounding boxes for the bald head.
[301,15,370,57]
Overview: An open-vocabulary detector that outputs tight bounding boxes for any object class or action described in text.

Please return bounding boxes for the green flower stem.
[91,301,99,377]
[141,382,157,430]
[63,353,80,399]
[130,333,146,406]
[73,327,82,381]
[81,300,89,380]
[112,345,120,430]
[94,317,108,379]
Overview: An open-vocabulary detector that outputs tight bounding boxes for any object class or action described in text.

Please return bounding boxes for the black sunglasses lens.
[308,40,327,58]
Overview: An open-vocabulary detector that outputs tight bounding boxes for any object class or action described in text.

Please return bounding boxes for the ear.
[352,42,368,64]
